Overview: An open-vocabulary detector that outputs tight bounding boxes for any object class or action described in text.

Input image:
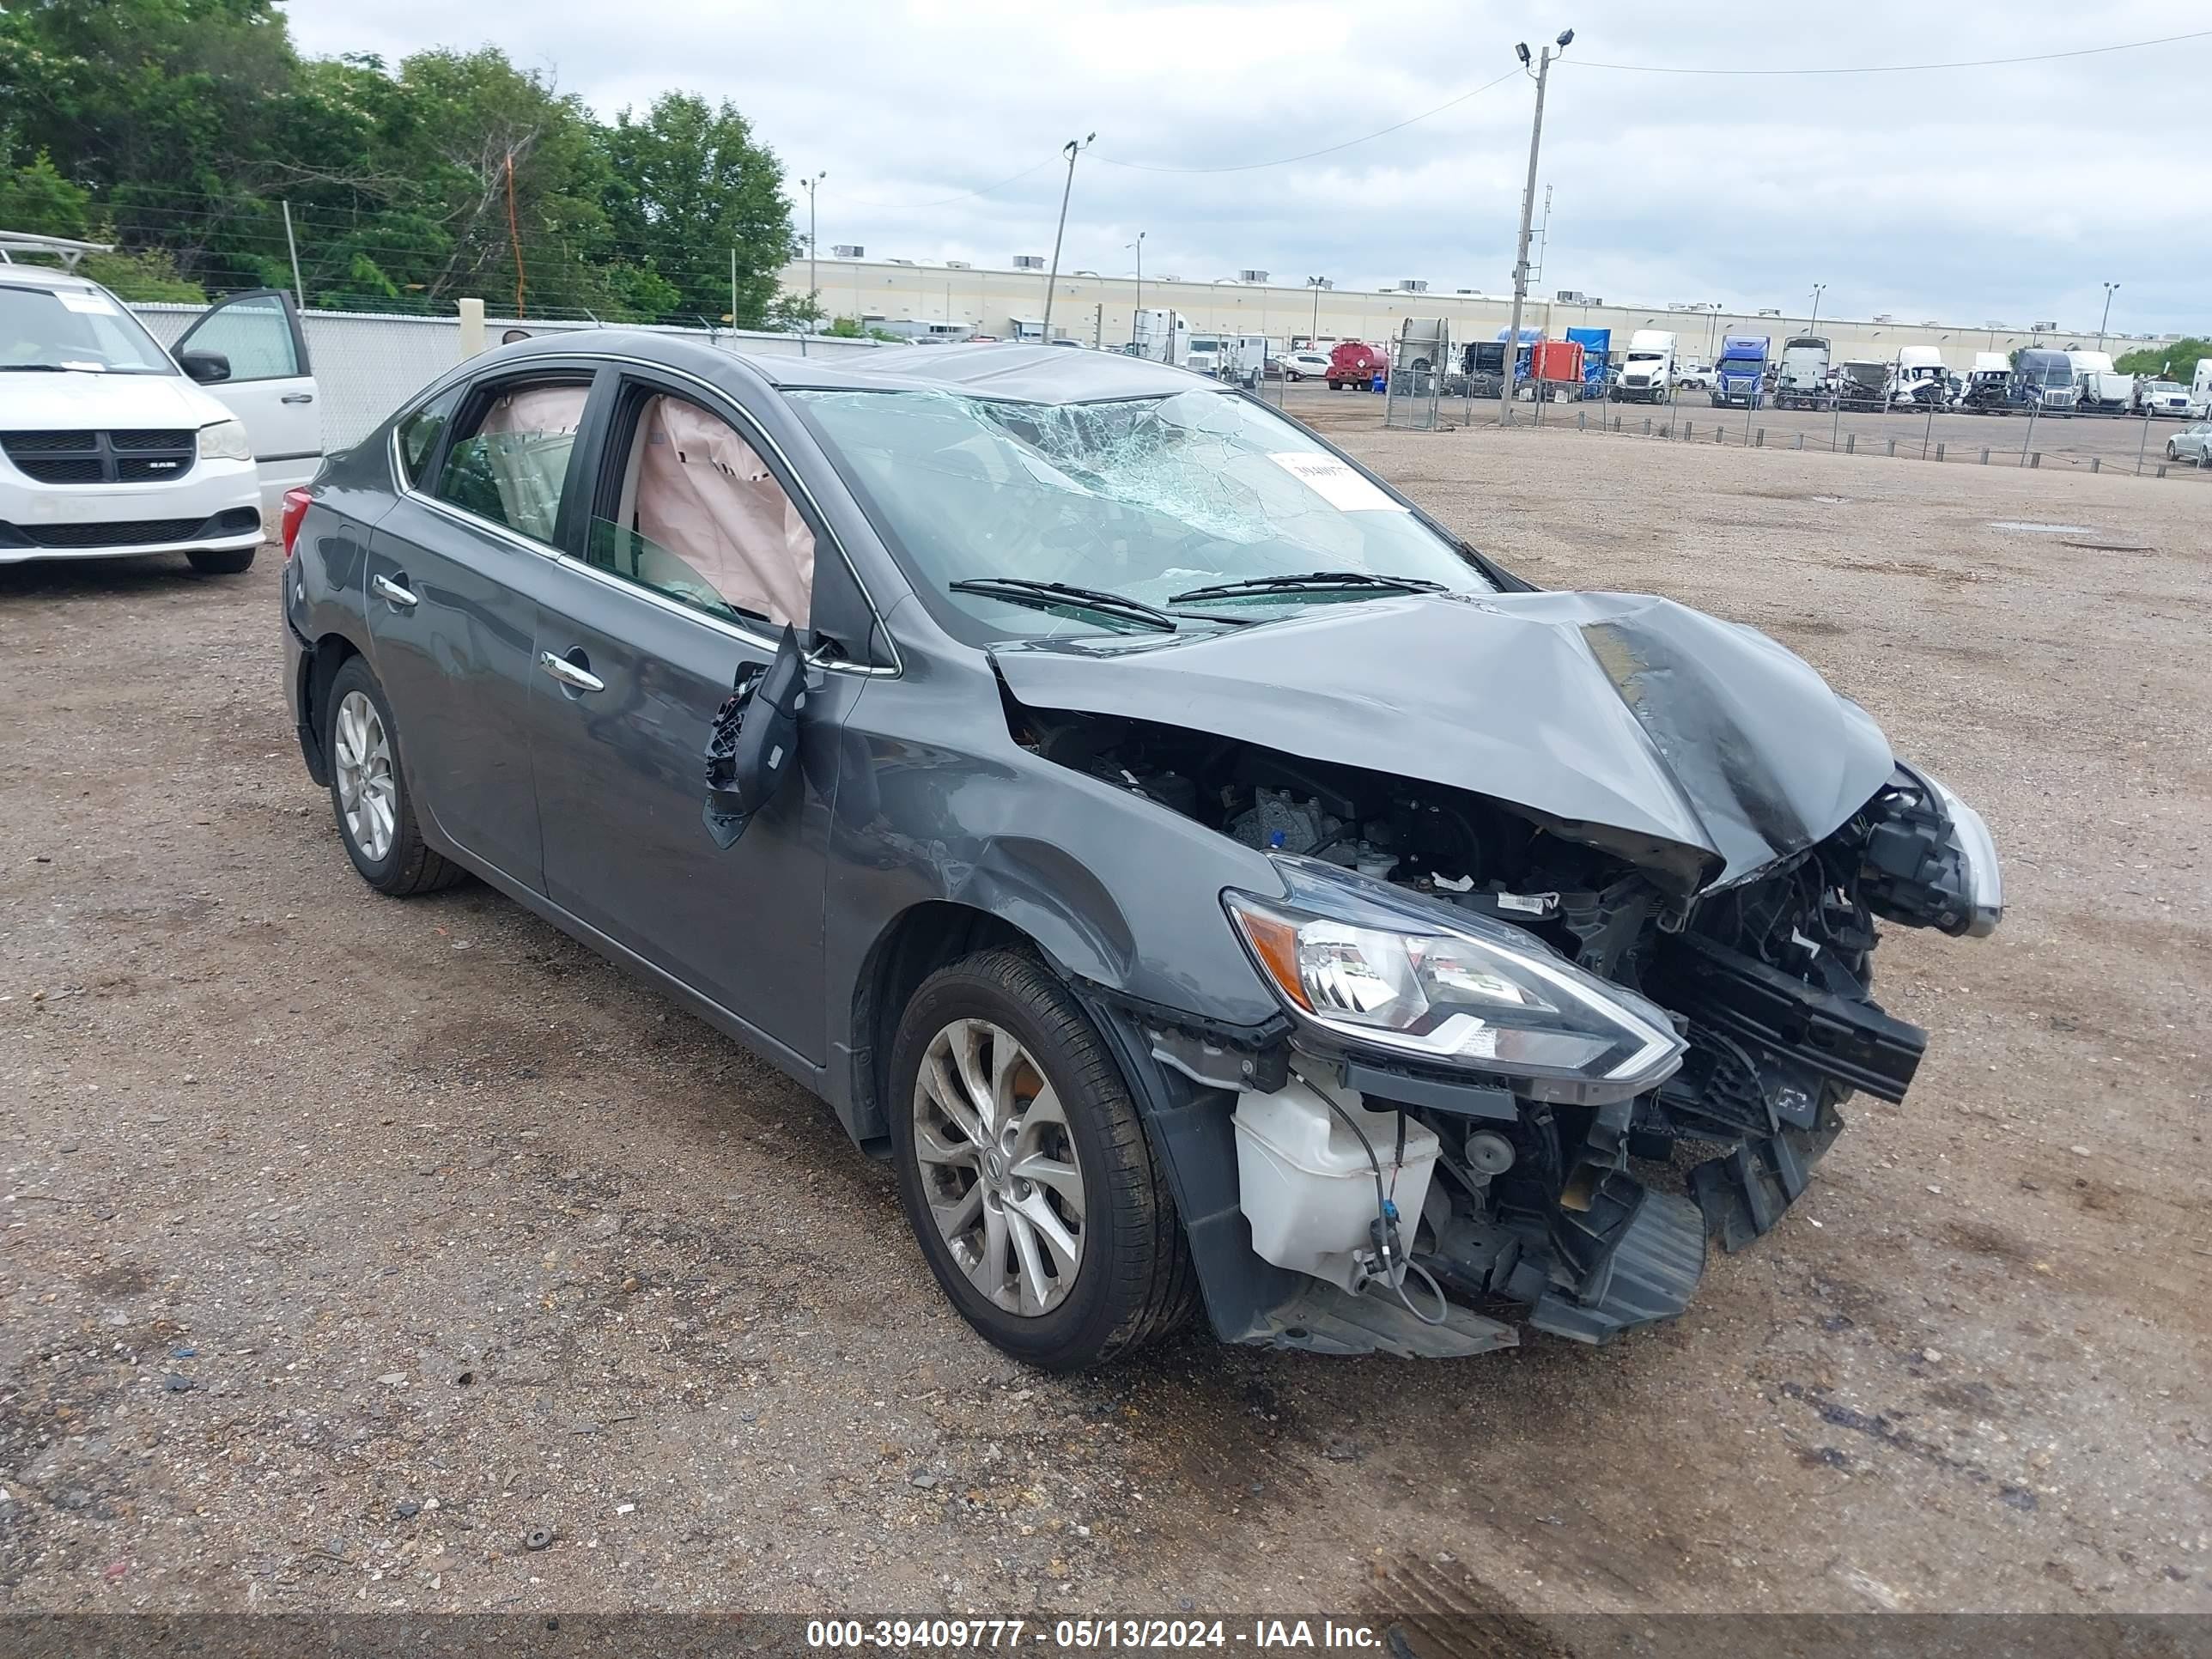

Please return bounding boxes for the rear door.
[521,367,868,1066]
[363,366,599,894]
[169,289,321,515]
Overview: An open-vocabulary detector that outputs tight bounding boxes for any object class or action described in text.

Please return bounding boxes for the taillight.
[280,488,313,559]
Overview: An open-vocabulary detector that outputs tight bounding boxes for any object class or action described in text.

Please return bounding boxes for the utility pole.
[1041,132,1095,343]
[1308,276,1326,347]
[1532,184,1553,286]
[2099,281,2118,350]
[802,171,826,326]
[281,201,305,310]
[1808,283,1826,334]
[1127,231,1145,349]
[729,246,738,326]
[1501,32,1571,426]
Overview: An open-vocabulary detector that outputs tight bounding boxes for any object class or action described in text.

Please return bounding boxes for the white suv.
[0,263,321,574]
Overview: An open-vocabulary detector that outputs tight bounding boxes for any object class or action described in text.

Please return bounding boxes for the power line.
[1570,27,2212,76]
[1097,69,1522,174]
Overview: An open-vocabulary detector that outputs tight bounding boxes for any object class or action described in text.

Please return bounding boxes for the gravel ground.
[1,423,2206,1627]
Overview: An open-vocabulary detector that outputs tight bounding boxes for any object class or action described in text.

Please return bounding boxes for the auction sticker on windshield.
[1267,452,1407,513]
[56,291,120,315]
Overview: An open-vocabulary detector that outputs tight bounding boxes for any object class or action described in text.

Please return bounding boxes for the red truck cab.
[1326,341,1386,389]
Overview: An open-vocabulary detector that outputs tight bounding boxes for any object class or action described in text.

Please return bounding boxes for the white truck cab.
[0,246,321,571]
[1614,329,1675,403]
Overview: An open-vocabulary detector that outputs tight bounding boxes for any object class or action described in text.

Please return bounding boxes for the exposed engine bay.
[1011,695,1992,1347]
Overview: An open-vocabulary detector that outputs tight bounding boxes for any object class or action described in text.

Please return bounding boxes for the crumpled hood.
[989,590,1896,893]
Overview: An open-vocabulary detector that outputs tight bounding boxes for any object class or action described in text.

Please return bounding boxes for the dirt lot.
[2,423,2207,1630]
[1281,379,2212,483]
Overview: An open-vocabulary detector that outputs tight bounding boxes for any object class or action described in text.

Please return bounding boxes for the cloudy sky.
[279,0,2209,335]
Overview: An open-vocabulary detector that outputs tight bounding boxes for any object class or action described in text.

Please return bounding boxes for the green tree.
[0,150,91,237]
[2115,338,2207,382]
[601,92,794,325]
[0,1,793,326]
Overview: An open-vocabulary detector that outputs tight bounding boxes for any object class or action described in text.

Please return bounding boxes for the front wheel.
[187,544,257,575]
[887,949,1195,1370]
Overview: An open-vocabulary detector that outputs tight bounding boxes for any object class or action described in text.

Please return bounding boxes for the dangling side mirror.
[702,623,806,849]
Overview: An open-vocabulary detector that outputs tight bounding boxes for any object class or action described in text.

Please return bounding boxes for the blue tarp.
[1565,326,1611,392]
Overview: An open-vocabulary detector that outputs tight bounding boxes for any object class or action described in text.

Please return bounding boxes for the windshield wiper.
[949,577,1178,633]
[0,363,70,373]
[1167,569,1448,605]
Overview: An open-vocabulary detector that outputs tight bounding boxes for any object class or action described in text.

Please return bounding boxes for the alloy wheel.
[911,1018,1087,1316]
[332,690,397,863]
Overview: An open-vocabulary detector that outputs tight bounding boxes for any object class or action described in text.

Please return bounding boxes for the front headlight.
[198,420,252,462]
[1922,770,2003,937]
[1224,859,1685,1105]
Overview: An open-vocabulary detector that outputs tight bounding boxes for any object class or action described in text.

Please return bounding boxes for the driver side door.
[169,289,321,516]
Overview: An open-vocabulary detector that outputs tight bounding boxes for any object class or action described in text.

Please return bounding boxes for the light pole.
[1500,30,1572,427]
[801,171,825,327]
[1808,283,1826,334]
[1041,132,1095,343]
[2099,281,2118,350]
[1307,276,1327,348]
[1127,231,1144,349]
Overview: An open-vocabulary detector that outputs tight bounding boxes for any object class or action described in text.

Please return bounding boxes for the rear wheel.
[187,544,257,575]
[887,949,1195,1370]
[323,656,463,896]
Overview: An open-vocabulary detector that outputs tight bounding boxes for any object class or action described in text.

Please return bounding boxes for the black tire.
[323,655,464,896]
[186,544,257,575]
[887,948,1197,1370]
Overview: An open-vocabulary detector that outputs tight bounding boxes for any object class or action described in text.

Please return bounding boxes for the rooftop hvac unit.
[887,258,915,266]
[1554,289,1585,303]
[1872,313,1895,324]
[1587,296,1602,307]
[1013,255,1046,270]
[1757,307,1780,317]
[1238,269,1269,284]
[1920,319,1941,327]
[1455,288,1480,295]
[945,260,971,270]
[1398,278,1429,293]
[831,244,866,258]
[2031,319,2056,331]
[1984,319,2006,329]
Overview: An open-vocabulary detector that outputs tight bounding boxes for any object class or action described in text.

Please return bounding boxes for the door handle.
[539,650,605,694]
[371,573,419,609]
[280,392,315,404]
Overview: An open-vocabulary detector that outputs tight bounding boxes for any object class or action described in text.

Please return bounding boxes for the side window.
[178,294,300,381]
[586,391,814,629]
[433,379,589,546]
[395,384,464,489]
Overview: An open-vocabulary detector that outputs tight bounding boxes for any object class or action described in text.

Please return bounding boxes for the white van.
[0,260,321,572]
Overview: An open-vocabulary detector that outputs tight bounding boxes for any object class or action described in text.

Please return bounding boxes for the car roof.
[0,262,103,294]
[494,331,1219,404]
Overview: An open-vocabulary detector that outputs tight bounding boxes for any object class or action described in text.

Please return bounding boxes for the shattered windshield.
[790,386,1495,640]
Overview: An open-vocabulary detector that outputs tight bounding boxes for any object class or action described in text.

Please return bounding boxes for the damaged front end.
[1010,682,2003,1355]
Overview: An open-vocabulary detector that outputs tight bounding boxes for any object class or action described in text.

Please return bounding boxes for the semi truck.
[1612,329,1675,403]
[1130,307,1189,365]
[1711,334,1769,408]
[2065,349,2132,413]
[1892,346,1951,407]
[1959,352,2012,412]
[1564,326,1611,398]
[2011,349,2079,415]
[1774,336,1832,409]
[1836,361,1891,410]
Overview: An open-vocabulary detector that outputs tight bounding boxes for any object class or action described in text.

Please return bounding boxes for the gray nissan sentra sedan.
[279,335,2002,1370]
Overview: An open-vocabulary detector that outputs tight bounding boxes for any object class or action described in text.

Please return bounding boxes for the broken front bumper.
[1076,923,1929,1358]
